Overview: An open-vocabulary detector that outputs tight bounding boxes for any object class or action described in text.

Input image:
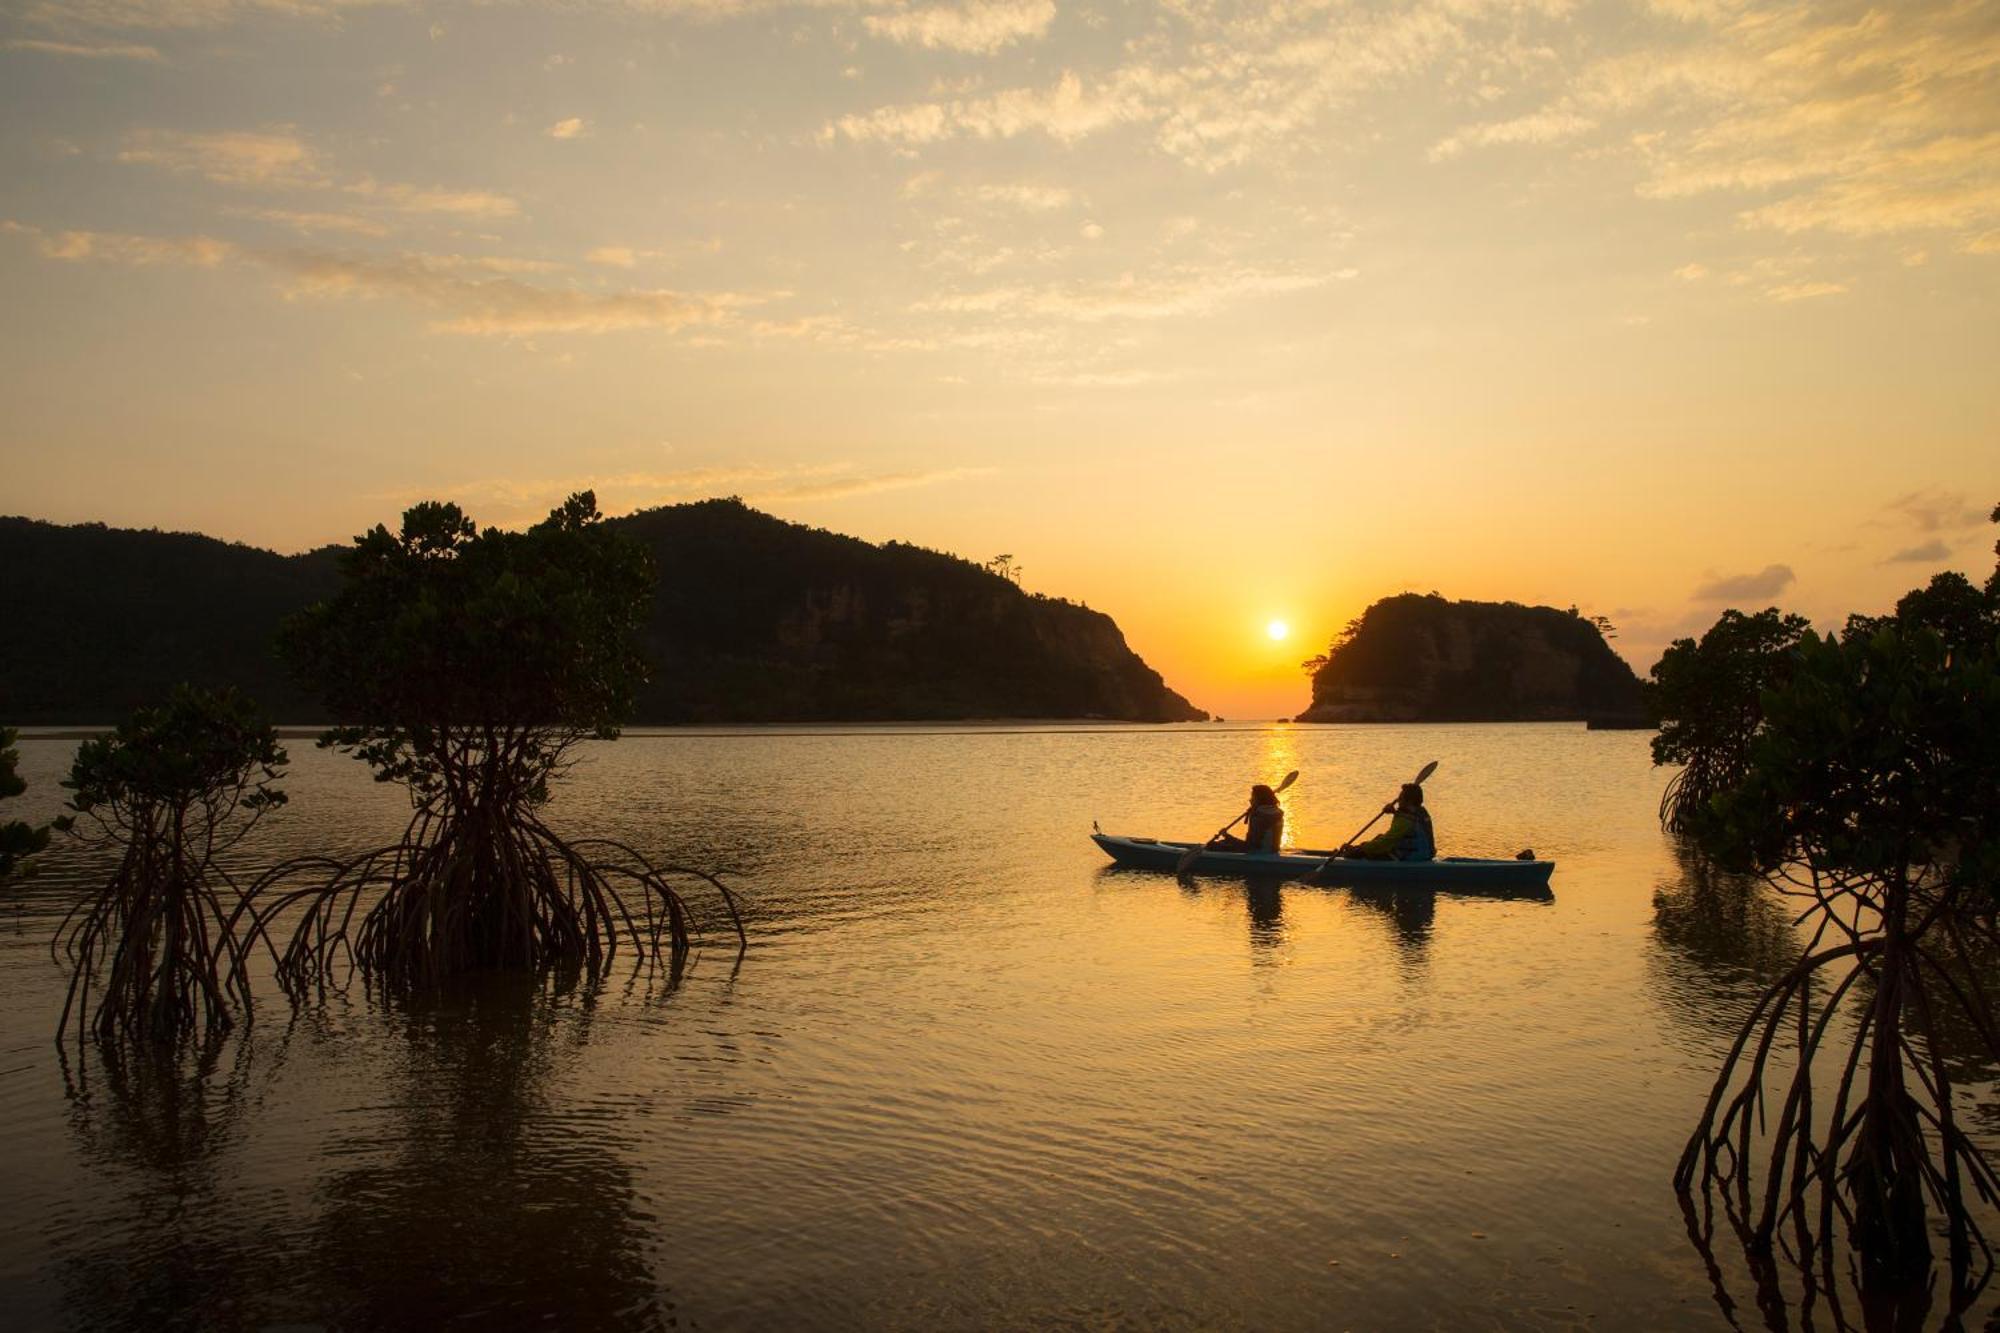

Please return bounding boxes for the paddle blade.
[1274,769,1300,794]
[1412,760,1439,786]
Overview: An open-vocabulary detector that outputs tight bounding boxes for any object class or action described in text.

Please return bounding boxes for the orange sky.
[3,0,1997,718]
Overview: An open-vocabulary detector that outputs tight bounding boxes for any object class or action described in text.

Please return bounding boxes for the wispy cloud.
[1884,539,1952,564]
[971,183,1073,211]
[547,117,587,140]
[1884,489,1991,536]
[238,207,390,237]
[864,0,1055,55]
[5,37,163,60]
[1433,2,2000,255]
[1429,109,1594,161]
[19,0,397,31]
[4,221,761,337]
[1692,564,1796,601]
[118,128,320,187]
[267,250,747,335]
[116,127,521,219]
[385,462,992,526]
[914,264,1344,322]
[2,220,234,266]
[1764,280,1846,302]
[344,179,520,219]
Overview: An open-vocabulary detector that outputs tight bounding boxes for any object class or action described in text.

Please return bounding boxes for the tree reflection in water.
[309,971,674,1330]
[1648,839,1803,1052]
[57,1038,279,1331]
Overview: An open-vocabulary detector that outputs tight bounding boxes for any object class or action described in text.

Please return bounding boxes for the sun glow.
[1267,619,1290,641]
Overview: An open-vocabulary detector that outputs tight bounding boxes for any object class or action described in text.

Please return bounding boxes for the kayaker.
[1209,783,1284,853]
[1338,783,1435,861]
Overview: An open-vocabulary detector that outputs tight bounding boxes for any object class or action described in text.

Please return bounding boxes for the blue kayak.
[1091,832,1554,896]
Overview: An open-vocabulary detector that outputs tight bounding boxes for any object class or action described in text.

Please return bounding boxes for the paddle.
[1176,770,1299,876]
[1334,760,1439,857]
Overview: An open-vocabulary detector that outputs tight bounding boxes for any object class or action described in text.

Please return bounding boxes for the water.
[0,723,1985,1329]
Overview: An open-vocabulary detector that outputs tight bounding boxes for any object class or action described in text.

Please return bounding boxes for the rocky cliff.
[0,501,1205,724]
[1295,593,1643,723]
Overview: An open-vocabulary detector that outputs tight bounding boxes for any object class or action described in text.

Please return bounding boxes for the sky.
[1,0,1997,719]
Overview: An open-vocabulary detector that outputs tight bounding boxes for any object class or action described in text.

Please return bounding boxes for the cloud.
[1429,109,1594,161]
[7,220,764,337]
[1885,489,1989,533]
[390,463,992,527]
[1435,3,2000,254]
[240,207,390,236]
[2,220,234,266]
[1885,539,1952,564]
[1692,564,1796,601]
[587,245,638,267]
[342,179,521,219]
[547,117,587,140]
[913,264,1341,322]
[864,0,1055,55]
[1033,369,1169,388]
[5,38,163,59]
[971,183,1073,211]
[118,128,320,187]
[266,250,745,334]
[18,0,398,31]
[827,68,1155,147]
[115,127,523,220]
[1764,280,1846,302]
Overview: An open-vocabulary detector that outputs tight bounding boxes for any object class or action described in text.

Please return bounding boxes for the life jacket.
[1245,801,1284,853]
[1393,807,1436,862]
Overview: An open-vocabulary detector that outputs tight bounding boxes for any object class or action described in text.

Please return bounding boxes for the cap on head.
[1251,783,1278,804]
[1399,783,1425,806]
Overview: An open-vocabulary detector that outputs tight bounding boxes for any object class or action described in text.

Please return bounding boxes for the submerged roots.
[54,842,260,1051]
[252,808,744,996]
[1674,870,2000,1323]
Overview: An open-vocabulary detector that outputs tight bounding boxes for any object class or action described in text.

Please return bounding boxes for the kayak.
[1090,833,1555,896]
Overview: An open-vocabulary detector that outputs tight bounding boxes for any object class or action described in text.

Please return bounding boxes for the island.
[1294,593,1645,723]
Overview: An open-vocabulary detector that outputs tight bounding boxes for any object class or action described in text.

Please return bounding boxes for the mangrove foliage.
[260,492,741,993]
[54,687,287,1049]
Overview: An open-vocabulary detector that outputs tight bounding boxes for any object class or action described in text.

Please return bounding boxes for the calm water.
[0,723,1989,1330]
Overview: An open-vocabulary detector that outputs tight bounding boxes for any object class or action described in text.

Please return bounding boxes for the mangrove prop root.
[248,809,744,994]
[53,838,263,1051]
[1674,864,2000,1323]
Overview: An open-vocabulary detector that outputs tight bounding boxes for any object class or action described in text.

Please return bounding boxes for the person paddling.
[1337,783,1435,862]
[1209,783,1285,854]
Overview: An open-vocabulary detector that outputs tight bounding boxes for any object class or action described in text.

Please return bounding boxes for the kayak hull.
[1091,833,1554,896]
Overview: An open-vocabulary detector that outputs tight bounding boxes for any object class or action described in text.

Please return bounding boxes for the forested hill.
[1296,593,1644,723]
[0,500,1206,724]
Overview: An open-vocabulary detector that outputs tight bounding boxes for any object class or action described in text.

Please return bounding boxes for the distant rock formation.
[1294,593,1644,723]
[0,500,1205,724]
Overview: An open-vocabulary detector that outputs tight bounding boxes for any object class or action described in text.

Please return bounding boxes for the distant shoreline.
[13,718,1643,741]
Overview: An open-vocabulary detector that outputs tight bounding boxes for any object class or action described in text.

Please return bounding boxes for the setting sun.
[1267,620,1290,641]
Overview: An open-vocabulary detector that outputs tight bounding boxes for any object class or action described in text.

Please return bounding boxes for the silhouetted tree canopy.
[260,494,741,987]
[1648,608,1813,834]
[57,685,286,1047]
[280,492,653,800]
[1672,508,2000,1312]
